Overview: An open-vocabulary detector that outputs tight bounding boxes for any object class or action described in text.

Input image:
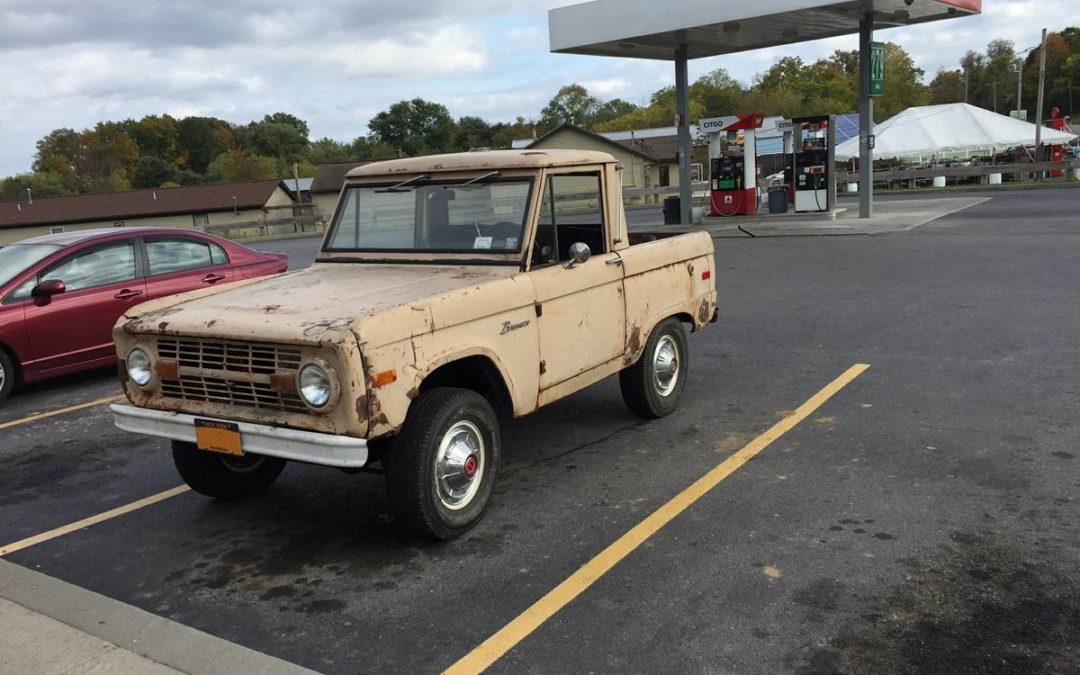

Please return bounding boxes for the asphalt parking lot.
[2,185,1080,674]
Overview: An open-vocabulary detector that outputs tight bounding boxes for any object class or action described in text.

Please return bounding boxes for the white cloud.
[0,0,1068,176]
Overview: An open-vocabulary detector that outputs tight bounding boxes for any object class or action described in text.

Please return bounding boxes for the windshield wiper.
[445,171,501,189]
[376,174,431,193]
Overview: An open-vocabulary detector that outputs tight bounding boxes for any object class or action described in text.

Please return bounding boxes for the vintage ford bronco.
[112,150,717,539]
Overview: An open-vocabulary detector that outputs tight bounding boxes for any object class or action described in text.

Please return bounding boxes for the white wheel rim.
[434,420,485,511]
[652,335,680,397]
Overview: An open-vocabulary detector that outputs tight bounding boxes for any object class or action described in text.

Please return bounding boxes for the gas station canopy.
[549,0,982,59]
[549,0,982,222]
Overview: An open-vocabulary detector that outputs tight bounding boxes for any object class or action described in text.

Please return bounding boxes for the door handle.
[114,289,143,300]
[202,273,226,283]
[606,258,624,266]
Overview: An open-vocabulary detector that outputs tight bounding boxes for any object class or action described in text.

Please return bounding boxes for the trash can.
[662,196,681,224]
[767,185,788,214]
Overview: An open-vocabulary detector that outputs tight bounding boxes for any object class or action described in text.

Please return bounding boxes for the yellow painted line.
[0,485,190,557]
[444,363,871,675]
[0,394,125,432]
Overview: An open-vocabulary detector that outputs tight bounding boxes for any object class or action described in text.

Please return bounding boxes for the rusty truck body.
[112,149,717,538]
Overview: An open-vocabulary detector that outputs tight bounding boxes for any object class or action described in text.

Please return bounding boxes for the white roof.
[550,0,981,61]
[835,103,1079,160]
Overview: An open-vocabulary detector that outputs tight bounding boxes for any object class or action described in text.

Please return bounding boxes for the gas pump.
[791,115,834,213]
[701,113,764,217]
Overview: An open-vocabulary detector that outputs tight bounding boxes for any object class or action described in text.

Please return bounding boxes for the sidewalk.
[0,560,317,675]
[631,196,990,238]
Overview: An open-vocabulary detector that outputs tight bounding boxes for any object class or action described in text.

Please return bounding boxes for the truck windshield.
[0,243,62,288]
[325,179,533,253]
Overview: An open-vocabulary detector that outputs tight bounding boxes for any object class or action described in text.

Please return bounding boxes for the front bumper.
[111,404,368,468]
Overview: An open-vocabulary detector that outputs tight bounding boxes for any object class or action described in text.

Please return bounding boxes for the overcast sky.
[0,0,1066,176]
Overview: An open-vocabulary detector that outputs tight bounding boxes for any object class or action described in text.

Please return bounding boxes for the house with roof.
[309,161,370,223]
[0,180,297,245]
[520,124,659,198]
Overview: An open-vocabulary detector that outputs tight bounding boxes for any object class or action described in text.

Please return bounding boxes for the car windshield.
[325,178,532,253]
[0,243,62,287]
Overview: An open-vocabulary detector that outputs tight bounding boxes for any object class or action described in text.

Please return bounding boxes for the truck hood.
[120,263,516,346]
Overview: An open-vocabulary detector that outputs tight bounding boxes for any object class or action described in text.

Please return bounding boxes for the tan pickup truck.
[112,150,717,539]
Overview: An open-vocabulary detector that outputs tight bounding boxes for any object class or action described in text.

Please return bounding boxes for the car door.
[530,171,626,390]
[142,235,235,300]
[23,239,146,372]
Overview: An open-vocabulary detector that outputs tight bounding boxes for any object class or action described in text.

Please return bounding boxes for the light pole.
[1012,61,1023,118]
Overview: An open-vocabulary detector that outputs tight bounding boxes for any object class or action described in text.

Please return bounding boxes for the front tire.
[386,388,500,540]
[619,317,689,419]
[171,441,286,499]
[0,349,14,405]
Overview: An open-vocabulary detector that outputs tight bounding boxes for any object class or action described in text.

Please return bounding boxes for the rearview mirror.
[32,279,66,306]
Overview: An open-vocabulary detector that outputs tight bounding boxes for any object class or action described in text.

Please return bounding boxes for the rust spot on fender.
[206,319,217,328]
[262,304,282,314]
[158,321,170,331]
[698,299,710,324]
[625,325,643,365]
[406,387,421,401]
[355,394,369,424]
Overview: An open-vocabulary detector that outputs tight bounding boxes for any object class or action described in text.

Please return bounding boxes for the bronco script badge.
[500,320,530,335]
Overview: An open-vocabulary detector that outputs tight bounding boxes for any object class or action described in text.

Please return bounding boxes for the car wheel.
[171,440,286,499]
[385,388,500,540]
[619,317,689,419]
[0,349,14,405]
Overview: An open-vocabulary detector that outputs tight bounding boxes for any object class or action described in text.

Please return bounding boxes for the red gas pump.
[1049,107,1066,177]
[704,114,764,217]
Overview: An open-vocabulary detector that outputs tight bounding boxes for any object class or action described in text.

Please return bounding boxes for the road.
[1,186,1078,674]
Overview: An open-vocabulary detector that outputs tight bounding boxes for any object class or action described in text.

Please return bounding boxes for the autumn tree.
[539,84,602,130]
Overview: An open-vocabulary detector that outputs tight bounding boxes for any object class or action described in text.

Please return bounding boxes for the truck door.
[530,171,626,390]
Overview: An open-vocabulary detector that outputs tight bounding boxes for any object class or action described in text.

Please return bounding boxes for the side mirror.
[32,279,66,306]
[565,242,591,269]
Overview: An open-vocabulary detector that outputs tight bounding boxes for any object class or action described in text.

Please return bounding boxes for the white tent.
[835,103,1077,160]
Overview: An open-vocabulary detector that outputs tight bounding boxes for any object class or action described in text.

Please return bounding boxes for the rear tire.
[171,441,286,499]
[385,388,500,540]
[619,317,689,419]
[0,349,13,405]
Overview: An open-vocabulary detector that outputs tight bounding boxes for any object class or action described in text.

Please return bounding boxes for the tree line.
[3,28,1075,201]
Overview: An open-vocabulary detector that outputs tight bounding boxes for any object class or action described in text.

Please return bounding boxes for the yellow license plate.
[194,419,243,456]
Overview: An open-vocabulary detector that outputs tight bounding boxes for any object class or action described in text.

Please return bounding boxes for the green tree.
[207,150,280,182]
[247,121,309,163]
[876,43,930,119]
[262,112,310,140]
[368,99,456,156]
[308,138,356,164]
[132,156,179,188]
[130,114,180,162]
[454,116,493,151]
[539,84,601,130]
[690,68,744,118]
[177,117,216,174]
[929,69,966,104]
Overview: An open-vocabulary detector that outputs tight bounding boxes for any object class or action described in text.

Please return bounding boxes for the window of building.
[40,241,137,292]
[534,172,605,267]
[193,214,209,228]
[659,165,671,187]
[146,238,229,276]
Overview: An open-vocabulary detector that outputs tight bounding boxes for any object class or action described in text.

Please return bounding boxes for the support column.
[858,15,874,219]
[675,44,693,225]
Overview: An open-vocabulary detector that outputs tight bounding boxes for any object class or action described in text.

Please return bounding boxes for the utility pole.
[989,81,1003,113]
[1035,28,1048,169]
[1013,61,1023,117]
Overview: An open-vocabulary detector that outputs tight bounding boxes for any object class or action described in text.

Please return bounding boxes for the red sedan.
[0,228,288,404]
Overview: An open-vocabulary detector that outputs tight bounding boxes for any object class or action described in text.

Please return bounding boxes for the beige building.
[310,161,370,224]
[524,124,656,194]
[0,180,297,245]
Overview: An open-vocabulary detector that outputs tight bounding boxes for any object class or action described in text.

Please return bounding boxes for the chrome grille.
[158,338,302,374]
[160,375,307,412]
[157,338,307,413]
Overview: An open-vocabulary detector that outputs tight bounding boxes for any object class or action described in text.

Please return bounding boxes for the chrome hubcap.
[653,336,680,397]
[434,420,485,511]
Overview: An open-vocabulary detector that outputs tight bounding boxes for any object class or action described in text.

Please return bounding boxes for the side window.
[9,278,37,302]
[209,243,229,266]
[146,238,218,275]
[534,172,606,267]
[40,242,137,292]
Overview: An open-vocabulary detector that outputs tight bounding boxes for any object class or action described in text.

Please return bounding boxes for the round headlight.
[127,348,153,387]
[299,363,332,408]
